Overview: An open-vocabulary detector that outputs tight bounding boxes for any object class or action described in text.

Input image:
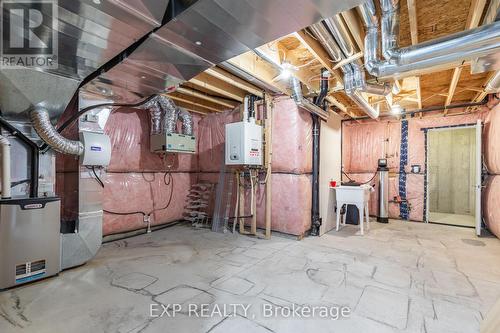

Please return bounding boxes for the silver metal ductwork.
[83,0,364,103]
[310,13,385,118]
[359,0,500,79]
[0,0,170,120]
[30,108,84,156]
[290,76,330,119]
[486,71,500,93]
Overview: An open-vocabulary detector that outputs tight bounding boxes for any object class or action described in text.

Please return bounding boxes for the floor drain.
[462,239,486,247]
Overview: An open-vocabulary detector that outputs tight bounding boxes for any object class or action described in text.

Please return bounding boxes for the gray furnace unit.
[0,197,61,289]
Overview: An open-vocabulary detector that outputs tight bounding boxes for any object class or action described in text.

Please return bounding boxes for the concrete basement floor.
[1,220,500,333]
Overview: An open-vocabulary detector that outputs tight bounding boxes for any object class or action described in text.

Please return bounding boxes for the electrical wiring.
[87,166,105,188]
[342,170,378,185]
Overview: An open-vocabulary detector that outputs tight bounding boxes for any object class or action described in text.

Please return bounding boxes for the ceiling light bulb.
[281,68,292,79]
[391,104,403,114]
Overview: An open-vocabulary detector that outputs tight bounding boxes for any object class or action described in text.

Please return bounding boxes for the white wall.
[319,113,342,235]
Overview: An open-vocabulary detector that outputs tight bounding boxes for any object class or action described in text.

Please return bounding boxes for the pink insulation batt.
[483,175,500,238]
[342,112,488,223]
[243,174,312,236]
[342,121,401,173]
[271,97,312,174]
[484,103,500,174]
[101,107,200,235]
[198,108,239,173]
[103,172,192,236]
[105,107,200,173]
[407,111,488,171]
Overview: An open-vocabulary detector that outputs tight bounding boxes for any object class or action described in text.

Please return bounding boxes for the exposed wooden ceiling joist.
[168,92,226,113]
[227,52,289,94]
[176,87,238,109]
[445,0,487,109]
[293,30,343,84]
[407,0,422,110]
[204,67,264,98]
[189,72,247,102]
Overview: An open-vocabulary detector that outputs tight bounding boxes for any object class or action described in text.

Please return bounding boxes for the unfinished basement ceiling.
[171,0,499,118]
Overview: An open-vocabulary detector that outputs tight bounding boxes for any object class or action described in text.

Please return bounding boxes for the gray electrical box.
[0,197,61,289]
[150,133,196,154]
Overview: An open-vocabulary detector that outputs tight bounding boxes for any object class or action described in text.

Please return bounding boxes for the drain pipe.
[31,108,84,156]
[310,69,328,236]
[0,135,11,199]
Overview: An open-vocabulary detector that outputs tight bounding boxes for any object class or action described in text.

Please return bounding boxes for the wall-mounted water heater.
[225,121,263,166]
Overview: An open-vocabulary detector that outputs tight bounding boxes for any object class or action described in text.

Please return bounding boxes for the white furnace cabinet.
[225,121,263,166]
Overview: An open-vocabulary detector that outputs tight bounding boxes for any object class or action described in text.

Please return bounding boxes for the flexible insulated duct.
[31,108,84,155]
[178,107,193,136]
[359,0,500,79]
[142,95,193,135]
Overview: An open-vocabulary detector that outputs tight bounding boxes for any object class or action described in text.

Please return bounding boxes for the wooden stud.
[264,94,273,239]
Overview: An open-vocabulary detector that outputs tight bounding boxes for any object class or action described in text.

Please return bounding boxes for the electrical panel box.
[80,131,112,166]
[150,133,196,154]
[225,121,263,166]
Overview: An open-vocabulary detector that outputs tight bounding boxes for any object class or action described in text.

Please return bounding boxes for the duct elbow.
[31,108,84,156]
[178,107,194,136]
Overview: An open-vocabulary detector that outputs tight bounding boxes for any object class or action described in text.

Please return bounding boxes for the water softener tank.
[377,158,389,223]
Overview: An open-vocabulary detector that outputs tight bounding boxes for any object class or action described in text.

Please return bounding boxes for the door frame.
[423,122,482,235]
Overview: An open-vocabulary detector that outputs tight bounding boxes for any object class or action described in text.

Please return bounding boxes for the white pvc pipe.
[243,95,249,122]
[0,135,11,198]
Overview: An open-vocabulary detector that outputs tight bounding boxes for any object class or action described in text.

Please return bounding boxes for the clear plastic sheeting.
[483,175,500,238]
[484,103,500,174]
[342,120,401,173]
[104,107,200,173]
[271,97,313,174]
[407,111,488,171]
[198,108,240,172]
[102,172,192,236]
[240,174,312,236]
[343,172,424,222]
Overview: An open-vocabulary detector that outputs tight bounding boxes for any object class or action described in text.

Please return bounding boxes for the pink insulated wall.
[197,97,314,236]
[102,107,200,236]
[342,109,489,222]
[483,101,500,238]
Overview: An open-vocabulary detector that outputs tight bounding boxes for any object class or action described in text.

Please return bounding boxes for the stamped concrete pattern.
[1,220,500,333]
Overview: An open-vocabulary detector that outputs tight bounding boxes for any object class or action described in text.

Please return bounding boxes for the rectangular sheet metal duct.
[83,0,364,103]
